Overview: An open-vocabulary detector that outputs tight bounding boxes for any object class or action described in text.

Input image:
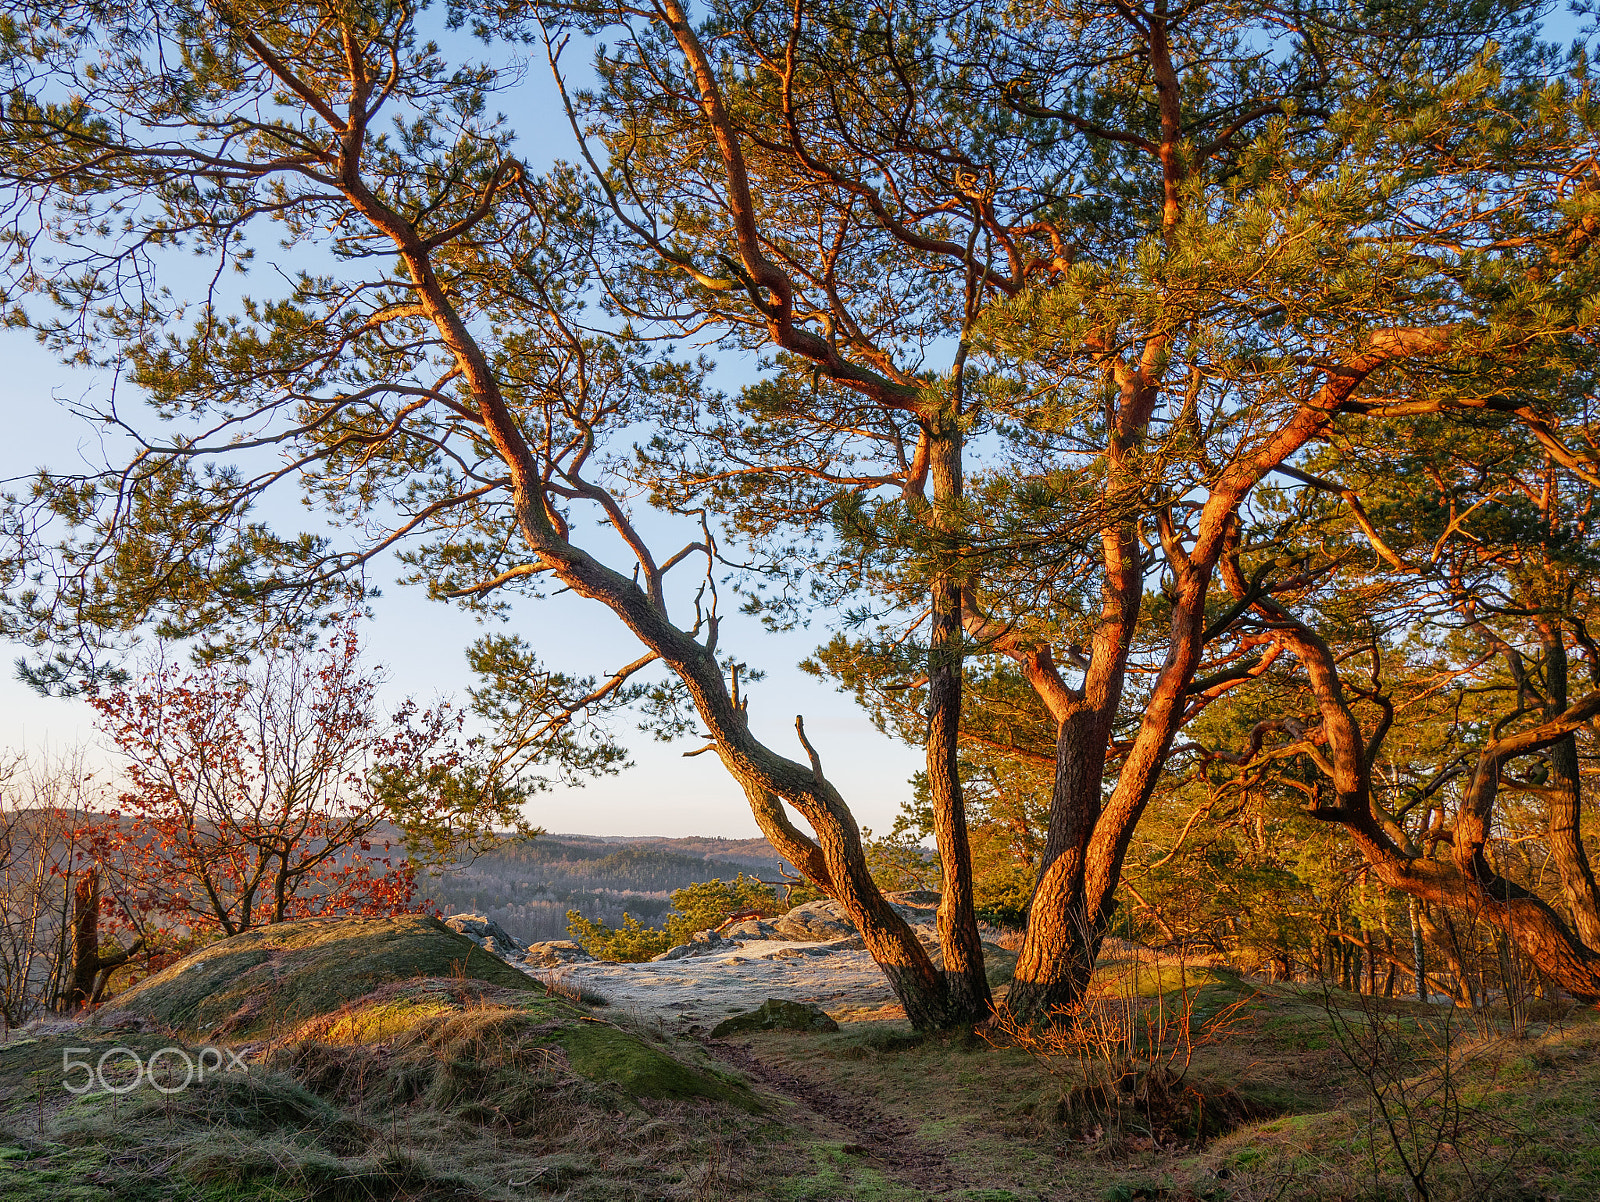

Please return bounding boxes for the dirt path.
[704,1036,974,1197]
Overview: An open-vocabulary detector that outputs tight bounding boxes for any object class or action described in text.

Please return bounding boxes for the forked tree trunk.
[62,869,139,1011]
[1005,523,1189,1021]
[998,331,1394,1025]
[1005,709,1115,1020]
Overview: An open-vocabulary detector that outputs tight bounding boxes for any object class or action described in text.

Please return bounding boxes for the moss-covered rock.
[711,998,840,1037]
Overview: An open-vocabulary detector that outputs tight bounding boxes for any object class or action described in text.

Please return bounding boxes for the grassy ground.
[712,970,1598,1201]
[0,922,1595,1200]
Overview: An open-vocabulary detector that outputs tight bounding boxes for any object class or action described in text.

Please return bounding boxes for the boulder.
[651,930,738,961]
[442,913,525,960]
[768,895,940,942]
[746,935,864,961]
[721,918,779,941]
[771,899,858,942]
[523,939,596,967]
[710,998,840,1037]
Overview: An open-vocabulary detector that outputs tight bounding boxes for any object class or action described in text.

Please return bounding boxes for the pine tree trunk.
[510,493,956,1028]
[1409,896,1428,1000]
[1538,630,1600,947]
[799,796,953,1030]
[926,414,992,1024]
[1005,710,1111,1021]
[1546,751,1600,945]
[1544,731,1600,948]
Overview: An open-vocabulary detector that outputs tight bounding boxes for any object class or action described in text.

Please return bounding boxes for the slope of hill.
[0,916,765,1202]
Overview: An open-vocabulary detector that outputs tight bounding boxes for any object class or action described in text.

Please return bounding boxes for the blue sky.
[0,28,924,838]
[0,297,926,839]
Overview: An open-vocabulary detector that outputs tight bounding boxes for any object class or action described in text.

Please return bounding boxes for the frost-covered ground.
[441,896,951,1030]
[548,937,907,1030]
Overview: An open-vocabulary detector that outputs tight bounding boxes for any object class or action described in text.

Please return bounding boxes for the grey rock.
[807,935,865,953]
[522,939,595,967]
[651,932,738,961]
[721,919,779,940]
[771,899,858,942]
[443,913,525,960]
[884,889,942,910]
[768,895,940,943]
[710,998,840,1038]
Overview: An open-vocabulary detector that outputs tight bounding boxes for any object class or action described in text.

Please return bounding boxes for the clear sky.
[0,28,925,839]
[0,293,925,841]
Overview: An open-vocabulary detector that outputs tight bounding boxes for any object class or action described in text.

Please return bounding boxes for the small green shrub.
[662,874,780,941]
[974,862,1034,928]
[860,828,939,893]
[568,873,780,961]
[566,911,675,962]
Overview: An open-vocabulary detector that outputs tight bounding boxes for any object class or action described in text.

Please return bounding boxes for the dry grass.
[984,945,1259,1146]
[0,990,771,1201]
[2,926,1598,1202]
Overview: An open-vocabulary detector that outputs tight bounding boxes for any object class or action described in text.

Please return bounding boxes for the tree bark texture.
[926,414,992,1022]
[1539,630,1600,947]
[64,872,99,1012]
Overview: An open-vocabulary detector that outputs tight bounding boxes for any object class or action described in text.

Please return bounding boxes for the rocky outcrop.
[770,899,859,942]
[523,939,596,967]
[652,928,739,961]
[721,918,780,940]
[769,894,941,943]
[442,913,524,960]
[884,889,941,911]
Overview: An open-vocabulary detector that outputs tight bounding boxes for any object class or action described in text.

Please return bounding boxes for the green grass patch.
[778,1142,925,1202]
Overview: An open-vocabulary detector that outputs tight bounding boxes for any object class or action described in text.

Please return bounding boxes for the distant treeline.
[425,835,791,944]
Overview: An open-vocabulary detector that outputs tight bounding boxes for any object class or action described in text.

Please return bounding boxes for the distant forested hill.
[424,835,794,944]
